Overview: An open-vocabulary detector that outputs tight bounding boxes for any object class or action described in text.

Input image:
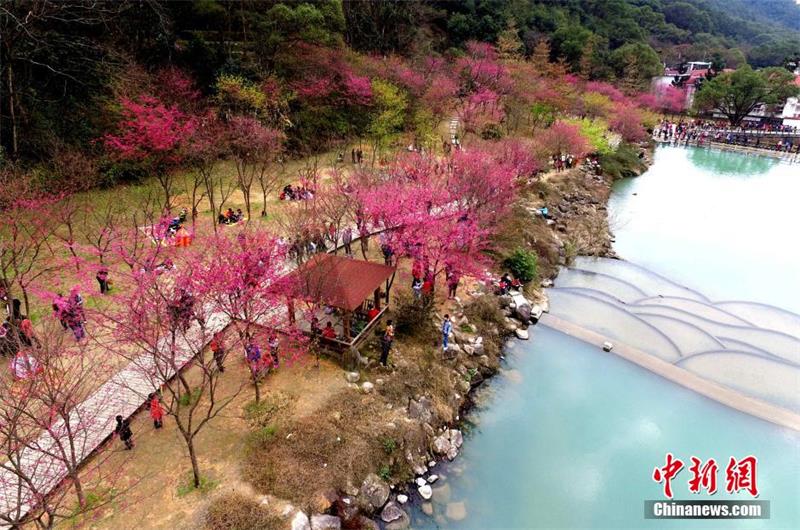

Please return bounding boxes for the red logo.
[653,454,758,498]
[688,457,718,495]
[653,453,684,499]
[725,455,759,497]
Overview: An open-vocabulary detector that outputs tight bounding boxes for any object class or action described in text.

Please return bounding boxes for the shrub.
[205,492,284,530]
[382,437,397,454]
[392,289,435,337]
[246,424,277,451]
[504,248,538,283]
[598,144,647,180]
[480,122,504,140]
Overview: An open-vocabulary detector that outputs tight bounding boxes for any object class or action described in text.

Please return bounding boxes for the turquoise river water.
[411,146,800,529]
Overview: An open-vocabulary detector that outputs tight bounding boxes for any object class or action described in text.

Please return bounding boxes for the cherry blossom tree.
[610,104,648,142]
[534,120,591,162]
[0,320,133,527]
[201,229,305,403]
[103,96,196,210]
[96,237,238,490]
[226,116,284,220]
[0,196,60,317]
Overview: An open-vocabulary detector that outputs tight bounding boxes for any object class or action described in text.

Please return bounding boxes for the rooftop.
[292,254,396,311]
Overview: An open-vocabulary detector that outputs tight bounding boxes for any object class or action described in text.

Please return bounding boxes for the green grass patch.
[177,472,218,497]
[178,387,202,407]
[382,437,397,455]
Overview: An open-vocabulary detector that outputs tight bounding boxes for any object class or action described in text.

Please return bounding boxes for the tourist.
[380,319,394,366]
[115,415,134,450]
[96,267,110,294]
[245,340,261,376]
[342,227,353,256]
[421,277,433,300]
[412,277,423,300]
[268,333,280,368]
[149,393,164,429]
[19,317,36,348]
[210,331,225,372]
[447,270,460,299]
[367,303,380,321]
[442,314,452,352]
[322,321,337,339]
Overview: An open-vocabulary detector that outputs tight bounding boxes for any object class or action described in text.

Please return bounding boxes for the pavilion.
[288,254,396,349]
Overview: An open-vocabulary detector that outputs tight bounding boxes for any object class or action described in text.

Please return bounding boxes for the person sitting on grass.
[322,321,337,339]
[223,208,235,224]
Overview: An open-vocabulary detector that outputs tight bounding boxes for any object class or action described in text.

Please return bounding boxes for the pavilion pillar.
[374,288,381,310]
[343,311,352,339]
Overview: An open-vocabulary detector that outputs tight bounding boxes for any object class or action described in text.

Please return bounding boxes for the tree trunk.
[7,62,18,159]
[252,373,261,403]
[188,438,201,488]
[72,471,86,507]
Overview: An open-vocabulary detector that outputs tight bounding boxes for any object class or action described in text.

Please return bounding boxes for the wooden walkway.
[654,137,800,162]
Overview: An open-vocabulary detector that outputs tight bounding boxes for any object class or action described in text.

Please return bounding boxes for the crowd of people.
[53,289,87,341]
[654,119,800,153]
[280,184,315,201]
[552,153,577,172]
[218,208,245,225]
[287,223,343,263]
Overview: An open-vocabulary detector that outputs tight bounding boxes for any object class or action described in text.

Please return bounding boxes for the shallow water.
[609,146,800,314]
[411,146,800,529]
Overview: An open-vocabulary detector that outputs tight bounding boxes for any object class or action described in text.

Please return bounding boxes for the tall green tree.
[610,42,662,92]
[693,66,800,126]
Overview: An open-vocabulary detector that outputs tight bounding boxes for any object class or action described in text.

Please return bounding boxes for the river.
[411,145,800,529]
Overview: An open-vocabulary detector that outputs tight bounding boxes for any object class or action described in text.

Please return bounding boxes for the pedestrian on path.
[342,227,353,256]
[442,314,452,352]
[211,331,225,372]
[115,415,134,450]
[380,320,394,366]
[149,393,164,429]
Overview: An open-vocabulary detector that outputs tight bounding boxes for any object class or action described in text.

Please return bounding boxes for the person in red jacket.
[322,322,337,339]
[149,393,164,429]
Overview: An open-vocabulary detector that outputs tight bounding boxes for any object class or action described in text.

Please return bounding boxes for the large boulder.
[359,473,390,511]
[381,501,407,523]
[344,371,360,383]
[291,511,311,530]
[418,484,433,500]
[310,514,341,530]
[408,396,433,423]
[432,434,452,456]
[511,293,532,323]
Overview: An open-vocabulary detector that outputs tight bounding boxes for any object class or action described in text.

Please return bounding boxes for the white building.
[780,74,800,129]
